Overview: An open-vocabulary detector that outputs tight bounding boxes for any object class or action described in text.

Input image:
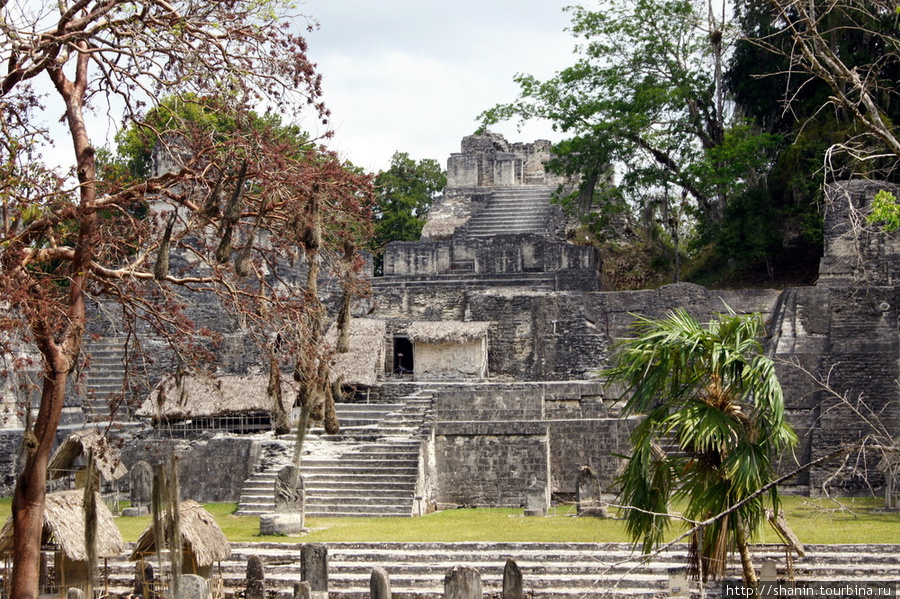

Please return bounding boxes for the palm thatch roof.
[421,217,468,241]
[406,321,491,345]
[0,490,125,560]
[136,372,296,420]
[130,500,231,567]
[327,318,387,387]
[48,428,127,482]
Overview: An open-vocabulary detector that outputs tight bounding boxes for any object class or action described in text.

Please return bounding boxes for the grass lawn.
[2,495,897,545]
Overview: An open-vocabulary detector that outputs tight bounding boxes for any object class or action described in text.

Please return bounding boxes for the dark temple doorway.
[393,336,414,375]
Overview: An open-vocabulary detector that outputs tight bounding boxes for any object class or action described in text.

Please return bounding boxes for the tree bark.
[736,524,757,584]
[11,351,69,599]
[11,43,96,599]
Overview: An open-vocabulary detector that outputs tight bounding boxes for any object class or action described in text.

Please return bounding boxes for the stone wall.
[415,339,487,380]
[818,180,900,287]
[768,284,899,493]
[446,133,568,188]
[548,418,638,494]
[434,421,550,508]
[382,236,600,279]
[429,382,633,504]
[119,434,260,502]
[0,430,21,495]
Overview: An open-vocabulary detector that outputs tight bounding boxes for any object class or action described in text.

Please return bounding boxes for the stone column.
[370,566,391,599]
[576,465,609,518]
[261,465,306,535]
[125,461,153,516]
[67,589,85,599]
[301,543,328,599]
[245,555,266,599]
[444,565,481,599]
[502,558,523,599]
[134,561,154,598]
[177,574,212,599]
[524,484,548,517]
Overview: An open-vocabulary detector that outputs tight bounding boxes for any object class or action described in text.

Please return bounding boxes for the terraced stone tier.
[99,542,900,599]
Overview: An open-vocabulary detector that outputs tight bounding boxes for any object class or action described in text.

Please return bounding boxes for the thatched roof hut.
[0,490,124,561]
[48,428,127,483]
[130,501,231,578]
[0,489,125,594]
[327,318,387,387]
[406,321,491,380]
[406,321,491,344]
[136,372,296,422]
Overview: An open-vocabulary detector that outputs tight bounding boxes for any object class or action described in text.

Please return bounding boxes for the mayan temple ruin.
[1,132,898,519]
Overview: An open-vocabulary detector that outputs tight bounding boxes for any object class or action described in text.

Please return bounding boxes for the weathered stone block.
[259,513,305,536]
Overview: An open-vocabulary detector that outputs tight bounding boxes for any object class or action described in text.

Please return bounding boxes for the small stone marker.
[125,461,153,516]
[370,566,392,599]
[301,543,328,599]
[134,561,154,597]
[293,581,311,599]
[176,574,210,599]
[444,565,482,599]
[524,484,548,517]
[245,555,265,599]
[275,465,305,513]
[667,567,689,597]
[259,465,306,535]
[576,465,609,518]
[502,558,523,599]
[67,588,85,599]
[761,559,778,582]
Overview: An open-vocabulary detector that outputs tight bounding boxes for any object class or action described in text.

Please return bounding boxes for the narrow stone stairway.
[464,185,557,238]
[236,391,433,517]
[78,337,132,422]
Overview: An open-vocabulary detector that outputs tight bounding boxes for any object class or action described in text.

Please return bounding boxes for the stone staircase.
[236,392,433,517]
[100,542,900,599]
[78,337,132,422]
[464,186,557,238]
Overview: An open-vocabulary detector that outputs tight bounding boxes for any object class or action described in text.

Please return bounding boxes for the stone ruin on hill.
[0,133,897,513]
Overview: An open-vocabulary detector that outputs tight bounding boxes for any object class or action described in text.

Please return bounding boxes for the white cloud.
[304,0,576,172]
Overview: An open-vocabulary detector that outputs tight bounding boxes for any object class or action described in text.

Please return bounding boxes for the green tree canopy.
[480,0,778,239]
[603,309,797,582]
[372,151,446,258]
[726,0,900,254]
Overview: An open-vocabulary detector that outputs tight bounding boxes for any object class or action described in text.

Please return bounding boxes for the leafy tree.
[372,151,446,268]
[761,0,900,166]
[726,0,900,261]
[603,309,797,582]
[480,0,778,241]
[0,2,372,597]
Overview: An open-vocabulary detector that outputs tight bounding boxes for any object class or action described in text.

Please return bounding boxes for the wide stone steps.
[236,394,432,517]
[464,186,556,238]
[99,542,900,599]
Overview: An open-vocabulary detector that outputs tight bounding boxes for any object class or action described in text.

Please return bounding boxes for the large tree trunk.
[11,45,96,599]
[11,356,70,599]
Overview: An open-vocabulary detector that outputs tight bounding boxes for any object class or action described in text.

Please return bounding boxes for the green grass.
[3,495,898,545]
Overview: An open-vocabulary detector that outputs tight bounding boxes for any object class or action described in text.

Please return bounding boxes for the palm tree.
[604,309,797,582]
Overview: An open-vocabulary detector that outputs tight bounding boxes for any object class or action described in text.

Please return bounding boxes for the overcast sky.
[302,1,578,173]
